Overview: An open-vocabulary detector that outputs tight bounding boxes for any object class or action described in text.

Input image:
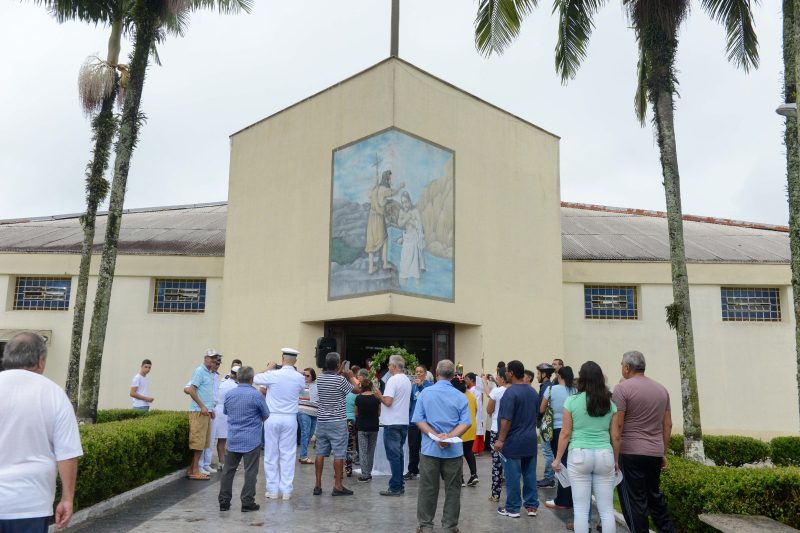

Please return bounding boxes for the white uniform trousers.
[264,413,298,495]
[200,414,220,470]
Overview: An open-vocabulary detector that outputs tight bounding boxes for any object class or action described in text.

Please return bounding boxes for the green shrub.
[666,434,770,466]
[668,434,684,456]
[661,457,800,532]
[771,437,800,467]
[96,409,155,423]
[71,412,190,510]
[703,435,771,467]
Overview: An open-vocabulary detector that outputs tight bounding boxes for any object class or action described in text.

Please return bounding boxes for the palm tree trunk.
[646,30,705,462]
[77,7,157,423]
[790,0,800,428]
[65,16,124,411]
[65,79,118,410]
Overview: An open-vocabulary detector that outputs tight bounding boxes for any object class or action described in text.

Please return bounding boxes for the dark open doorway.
[324,321,453,371]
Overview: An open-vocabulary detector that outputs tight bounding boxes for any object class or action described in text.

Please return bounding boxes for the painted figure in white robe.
[396,191,426,288]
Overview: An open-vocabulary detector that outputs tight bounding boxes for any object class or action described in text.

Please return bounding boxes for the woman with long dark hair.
[552,362,618,533]
[451,376,479,487]
[297,368,318,464]
[542,366,577,510]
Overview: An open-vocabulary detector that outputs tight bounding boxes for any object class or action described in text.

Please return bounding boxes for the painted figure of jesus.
[365,170,404,274]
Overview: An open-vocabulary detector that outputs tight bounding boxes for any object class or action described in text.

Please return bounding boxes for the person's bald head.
[2,332,47,373]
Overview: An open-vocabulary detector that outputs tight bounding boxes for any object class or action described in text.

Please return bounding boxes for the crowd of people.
[0,330,677,533]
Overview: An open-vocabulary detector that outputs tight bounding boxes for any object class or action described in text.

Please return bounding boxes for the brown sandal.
[299,457,314,464]
[187,472,210,480]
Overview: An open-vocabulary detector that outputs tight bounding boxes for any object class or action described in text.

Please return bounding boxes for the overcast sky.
[0,1,788,224]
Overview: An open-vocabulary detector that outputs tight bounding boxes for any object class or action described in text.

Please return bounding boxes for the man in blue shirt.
[185,349,219,480]
[404,364,432,481]
[494,360,540,519]
[218,366,269,512]
[411,360,471,533]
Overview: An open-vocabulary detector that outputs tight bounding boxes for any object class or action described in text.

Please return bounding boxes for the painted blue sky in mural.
[333,129,453,204]
[329,129,454,301]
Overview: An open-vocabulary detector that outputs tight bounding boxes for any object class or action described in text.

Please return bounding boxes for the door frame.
[323,320,454,368]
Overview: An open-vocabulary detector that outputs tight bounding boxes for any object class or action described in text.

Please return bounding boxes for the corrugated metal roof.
[0,203,227,256]
[561,206,790,263]
[0,202,789,263]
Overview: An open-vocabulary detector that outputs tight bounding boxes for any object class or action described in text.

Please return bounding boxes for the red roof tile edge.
[561,202,789,233]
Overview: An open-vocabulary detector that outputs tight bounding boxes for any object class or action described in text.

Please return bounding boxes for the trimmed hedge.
[668,435,771,466]
[95,409,158,423]
[661,457,800,532]
[771,436,800,467]
[70,412,190,510]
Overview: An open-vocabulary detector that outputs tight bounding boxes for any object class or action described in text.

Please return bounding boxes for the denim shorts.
[315,420,348,459]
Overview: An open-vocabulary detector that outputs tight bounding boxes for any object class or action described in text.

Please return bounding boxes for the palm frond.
[553,0,608,83]
[474,0,539,57]
[634,38,648,126]
[700,0,759,71]
[32,0,117,25]
[187,0,254,15]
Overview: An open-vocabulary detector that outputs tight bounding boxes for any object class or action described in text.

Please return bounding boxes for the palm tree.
[475,0,759,462]
[33,1,126,410]
[786,0,800,427]
[76,0,252,423]
[34,0,187,411]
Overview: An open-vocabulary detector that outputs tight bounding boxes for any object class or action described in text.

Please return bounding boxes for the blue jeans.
[503,455,540,513]
[541,435,555,480]
[297,413,317,458]
[383,425,408,492]
[132,405,150,411]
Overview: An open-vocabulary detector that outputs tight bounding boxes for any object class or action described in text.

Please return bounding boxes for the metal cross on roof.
[390,0,399,57]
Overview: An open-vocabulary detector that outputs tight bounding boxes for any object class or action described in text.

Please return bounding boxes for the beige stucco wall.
[563,261,800,438]
[221,59,563,374]
[0,253,224,411]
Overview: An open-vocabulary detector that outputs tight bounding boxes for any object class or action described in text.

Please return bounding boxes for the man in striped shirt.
[218,366,268,512]
[314,352,359,496]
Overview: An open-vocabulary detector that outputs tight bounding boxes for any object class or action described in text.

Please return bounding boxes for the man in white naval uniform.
[254,348,306,500]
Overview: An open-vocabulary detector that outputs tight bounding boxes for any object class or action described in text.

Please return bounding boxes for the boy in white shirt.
[130,359,154,411]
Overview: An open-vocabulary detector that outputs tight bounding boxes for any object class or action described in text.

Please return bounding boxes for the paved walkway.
[68,448,624,532]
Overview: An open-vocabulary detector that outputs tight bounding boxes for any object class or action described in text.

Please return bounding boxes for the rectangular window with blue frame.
[153,278,206,313]
[584,285,638,320]
[720,287,780,322]
[13,277,71,311]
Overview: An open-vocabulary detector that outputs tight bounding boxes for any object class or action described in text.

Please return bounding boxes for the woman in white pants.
[552,361,619,533]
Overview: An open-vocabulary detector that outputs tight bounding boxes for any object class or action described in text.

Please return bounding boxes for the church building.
[0,58,796,437]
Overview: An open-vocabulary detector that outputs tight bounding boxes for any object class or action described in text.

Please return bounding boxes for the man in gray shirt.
[611,350,676,533]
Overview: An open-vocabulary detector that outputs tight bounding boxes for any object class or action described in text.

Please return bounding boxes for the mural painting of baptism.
[329,129,454,301]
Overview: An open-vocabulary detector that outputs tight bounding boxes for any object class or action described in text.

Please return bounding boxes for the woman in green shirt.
[552,361,619,533]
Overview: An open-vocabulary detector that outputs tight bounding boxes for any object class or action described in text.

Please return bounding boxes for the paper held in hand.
[427,432,462,444]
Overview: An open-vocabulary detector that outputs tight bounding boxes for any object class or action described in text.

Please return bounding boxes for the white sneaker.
[281,493,292,500]
[265,492,279,499]
[200,467,212,475]
[217,464,225,472]
[497,508,520,518]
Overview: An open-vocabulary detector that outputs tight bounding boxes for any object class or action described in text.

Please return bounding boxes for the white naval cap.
[281,347,299,357]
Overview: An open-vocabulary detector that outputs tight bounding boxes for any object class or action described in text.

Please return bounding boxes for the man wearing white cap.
[254,347,306,500]
[185,349,220,480]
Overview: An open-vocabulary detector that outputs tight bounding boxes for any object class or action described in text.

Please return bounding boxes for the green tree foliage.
[474,0,759,461]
